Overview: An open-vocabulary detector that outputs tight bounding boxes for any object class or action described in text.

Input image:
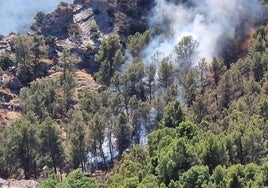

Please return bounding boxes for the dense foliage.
[0,1,268,187]
[39,169,97,188]
[100,24,268,188]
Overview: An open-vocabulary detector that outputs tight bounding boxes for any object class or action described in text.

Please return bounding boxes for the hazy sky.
[0,0,73,36]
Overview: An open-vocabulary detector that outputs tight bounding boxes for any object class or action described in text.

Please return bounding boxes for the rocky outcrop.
[0,89,16,103]
[0,0,153,126]
[0,74,22,93]
[0,74,21,113]
[30,0,152,72]
[0,178,38,188]
[32,2,74,39]
[0,34,16,56]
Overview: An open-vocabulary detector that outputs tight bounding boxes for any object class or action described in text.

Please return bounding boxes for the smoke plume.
[143,0,264,64]
[0,0,73,36]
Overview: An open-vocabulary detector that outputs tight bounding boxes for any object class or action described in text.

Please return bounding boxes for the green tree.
[58,49,77,80]
[2,117,38,179]
[19,74,75,120]
[68,112,88,171]
[226,164,245,188]
[138,174,159,188]
[127,31,151,62]
[243,163,260,187]
[180,68,199,107]
[57,49,77,117]
[200,133,228,173]
[160,100,184,128]
[217,70,233,110]
[31,35,48,63]
[163,84,179,105]
[20,80,47,119]
[257,161,268,187]
[60,71,76,117]
[225,113,266,165]
[250,26,266,55]
[145,63,156,103]
[80,90,100,116]
[158,57,174,89]
[252,57,265,82]
[14,35,34,84]
[105,146,148,188]
[148,127,176,157]
[39,174,61,188]
[176,121,199,140]
[197,58,209,93]
[191,95,208,123]
[179,165,209,188]
[14,35,49,84]
[64,169,97,188]
[70,132,87,170]
[89,113,106,167]
[39,169,96,188]
[106,92,125,160]
[115,112,132,157]
[39,118,64,174]
[129,99,150,144]
[210,57,225,86]
[155,138,195,185]
[14,35,32,66]
[125,62,145,99]
[210,165,227,187]
[0,52,13,72]
[95,35,125,85]
[259,96,268,120]
[175,35,199,73]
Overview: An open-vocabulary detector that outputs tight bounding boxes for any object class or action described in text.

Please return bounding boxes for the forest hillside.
[0,0,268,187]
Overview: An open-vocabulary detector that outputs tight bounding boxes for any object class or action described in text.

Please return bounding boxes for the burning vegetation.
[1,0,268,187]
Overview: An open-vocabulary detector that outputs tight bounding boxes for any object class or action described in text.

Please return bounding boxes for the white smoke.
[0,0,73,36]
[143,0,264,64]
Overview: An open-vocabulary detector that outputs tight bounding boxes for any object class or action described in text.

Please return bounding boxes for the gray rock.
[40,3,74,39]
[30,0,149,71]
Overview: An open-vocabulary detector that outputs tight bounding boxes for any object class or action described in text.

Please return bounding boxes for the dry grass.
[0,110,20,126]
[47,71,62,79]
[75,70,104,94]
[76,70,95,83]
[39,58,53,65]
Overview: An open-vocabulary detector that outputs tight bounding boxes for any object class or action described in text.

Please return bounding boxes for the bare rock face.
[31,0,151,42]
[0,74,22,94]
[30,0,151,71]
[0,178,38,188]
[0,34,17,56]
[33,2,74,39]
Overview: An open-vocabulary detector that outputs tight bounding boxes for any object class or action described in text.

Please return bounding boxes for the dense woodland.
[1,0,268,187]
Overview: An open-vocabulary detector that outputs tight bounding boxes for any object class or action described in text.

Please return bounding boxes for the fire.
[240,27,255,54]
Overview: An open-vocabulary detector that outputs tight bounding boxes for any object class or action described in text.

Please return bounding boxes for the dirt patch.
[76,70,95,82]
[0,110,20,126]
[75,70,104,92]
